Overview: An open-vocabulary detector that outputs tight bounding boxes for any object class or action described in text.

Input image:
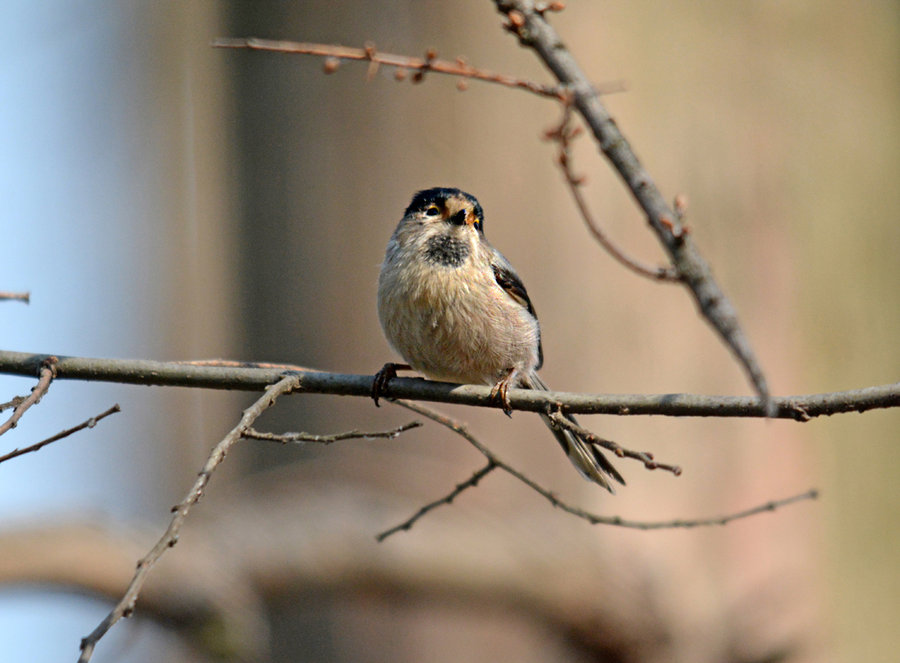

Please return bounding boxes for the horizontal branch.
[0,290,30,303]
[0,351,896,420]
[212,36,571,99]
[242,421,422,445]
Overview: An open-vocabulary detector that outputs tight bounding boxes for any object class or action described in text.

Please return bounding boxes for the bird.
[374,187,624,492]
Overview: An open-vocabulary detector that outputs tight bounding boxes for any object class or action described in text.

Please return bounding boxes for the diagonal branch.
[77,374,301,663]
[376,461,498,542]
[0,396,26,413]
[0,404,120,465]
[546,411,681,475]
[392,398,817,530]
[494,0,773,413]
[0,356,57,437]
[545,101,680,281]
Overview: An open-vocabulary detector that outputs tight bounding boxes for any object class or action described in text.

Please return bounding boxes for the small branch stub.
[0,291,30,304]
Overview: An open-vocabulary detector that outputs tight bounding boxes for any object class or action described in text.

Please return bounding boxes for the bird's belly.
[379,271,539,386]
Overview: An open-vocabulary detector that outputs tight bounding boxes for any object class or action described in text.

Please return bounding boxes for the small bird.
[375,187,624,492]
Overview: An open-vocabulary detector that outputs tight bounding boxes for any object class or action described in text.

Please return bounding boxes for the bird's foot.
[489,369,517,416]
[371,362,411,407]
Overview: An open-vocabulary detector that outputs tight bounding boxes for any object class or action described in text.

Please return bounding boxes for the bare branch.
[393,398,817,529]
[77,374,301,663]
[0,404,120,465]
[212,37,624,100]
[546,411,681,475]
[545,101,679,281]
[0,351,896,419]
[0,356,57,437]
[494,0,773,413]
[242,421,422,445]
[0,291,30,303]
[0,396,26,413]
[376,461,498,542]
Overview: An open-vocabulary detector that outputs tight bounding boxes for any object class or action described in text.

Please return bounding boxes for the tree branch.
[545,101,680,281]
[242,421,422,445]
[547,411,681,475]
[0,356,57,437]
[78,374,301,663]
[0,396,25,412]
[0,290,30,303]
[0,404,120,465]
[494,0,773,412]
[212,37,622,100]
[392,398,818,530]
[0,351,896,420]
[376,460,498,542]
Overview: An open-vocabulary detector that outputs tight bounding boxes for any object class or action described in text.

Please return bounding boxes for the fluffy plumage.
[377,187,624,492]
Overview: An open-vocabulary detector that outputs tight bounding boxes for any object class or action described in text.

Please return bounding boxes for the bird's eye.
[424,205,441,217]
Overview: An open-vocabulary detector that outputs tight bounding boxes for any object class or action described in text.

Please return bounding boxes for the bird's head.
[403,187,484,234]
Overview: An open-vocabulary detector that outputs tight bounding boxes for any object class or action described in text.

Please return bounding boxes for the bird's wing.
[491,261,537,318]
[491,258,543,369]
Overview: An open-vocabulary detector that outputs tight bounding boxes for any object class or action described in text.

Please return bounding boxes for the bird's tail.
[522,372,625,494]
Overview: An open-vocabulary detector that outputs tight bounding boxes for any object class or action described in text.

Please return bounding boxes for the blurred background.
[1,1,897,662]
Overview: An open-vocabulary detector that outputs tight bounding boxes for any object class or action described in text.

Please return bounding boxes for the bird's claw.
[372,362,411,407]
[490,373,515,417]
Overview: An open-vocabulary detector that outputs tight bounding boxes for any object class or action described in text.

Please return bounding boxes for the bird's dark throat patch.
[424,234,470,267]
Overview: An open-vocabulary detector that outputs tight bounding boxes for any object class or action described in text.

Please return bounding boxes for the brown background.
[2,2,897,662]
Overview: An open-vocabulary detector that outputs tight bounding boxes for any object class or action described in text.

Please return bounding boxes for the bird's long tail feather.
[523,372,625,493]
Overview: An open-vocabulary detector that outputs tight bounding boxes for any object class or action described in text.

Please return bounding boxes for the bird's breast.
[377,248,540,385]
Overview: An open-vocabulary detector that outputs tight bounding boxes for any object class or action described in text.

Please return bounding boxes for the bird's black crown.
[404,187,485,226]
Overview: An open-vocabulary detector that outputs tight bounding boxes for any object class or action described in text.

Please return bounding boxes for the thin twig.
[0,351,896,419]
[546,411,681,475]
[495,0,773,413]
[243,421,422,445]
[0,396,26,413]
[392,398,817,528]
[179,358,313,371]
[0,291,30,303]
[376,461,498,542]
[0,404,120,465]
[658,488,821,528]
[546,101,679,281]
[213,37,625,100]
[0,356,57,437]
[77,374,301,663]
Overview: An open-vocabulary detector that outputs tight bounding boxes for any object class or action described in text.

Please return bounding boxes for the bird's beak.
[465,211,478,226]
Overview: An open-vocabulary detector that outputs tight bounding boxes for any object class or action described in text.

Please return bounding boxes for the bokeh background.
[1,2,897,662]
